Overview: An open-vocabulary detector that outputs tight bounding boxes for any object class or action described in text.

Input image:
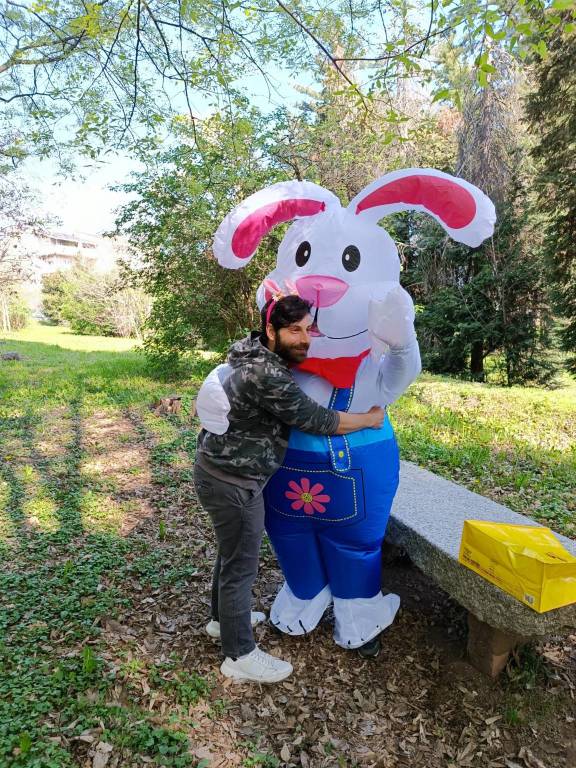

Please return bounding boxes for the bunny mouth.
[309,307,325,337]
[309,321,324,338]
[311,308,368,340]
[326,329,368,340]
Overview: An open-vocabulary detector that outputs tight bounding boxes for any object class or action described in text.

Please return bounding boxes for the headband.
[265,292,283,326]
[265,280,300,326]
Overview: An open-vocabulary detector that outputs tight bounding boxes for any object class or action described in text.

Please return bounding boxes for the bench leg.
[466,613,524,678]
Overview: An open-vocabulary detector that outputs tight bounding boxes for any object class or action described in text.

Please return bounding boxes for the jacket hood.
[227,332,284,370]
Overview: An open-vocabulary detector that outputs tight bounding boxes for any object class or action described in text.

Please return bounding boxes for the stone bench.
[386,461,576,677]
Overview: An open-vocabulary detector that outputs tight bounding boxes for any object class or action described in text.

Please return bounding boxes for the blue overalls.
[264,386,400,646]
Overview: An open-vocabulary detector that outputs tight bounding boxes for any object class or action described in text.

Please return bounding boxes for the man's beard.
[275,336,310,364]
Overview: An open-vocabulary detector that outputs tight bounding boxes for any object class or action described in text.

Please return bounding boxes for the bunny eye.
[342,245,361,272]
[295,241,311,267]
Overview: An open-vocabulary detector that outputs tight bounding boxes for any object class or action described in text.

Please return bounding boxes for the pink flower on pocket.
[285,477,331,515]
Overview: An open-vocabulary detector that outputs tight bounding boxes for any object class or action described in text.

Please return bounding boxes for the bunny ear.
[259,277,300,306]
[213,180,340,269]
[284,278,299,296]
[262,278,282,302]
[348,168,496,247]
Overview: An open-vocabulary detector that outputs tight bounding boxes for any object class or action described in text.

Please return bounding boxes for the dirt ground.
[90,408,576,768]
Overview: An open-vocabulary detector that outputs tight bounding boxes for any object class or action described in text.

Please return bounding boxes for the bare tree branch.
[274,0,358,89]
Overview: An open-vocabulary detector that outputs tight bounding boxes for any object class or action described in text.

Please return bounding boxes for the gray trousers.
[193,462,265,659]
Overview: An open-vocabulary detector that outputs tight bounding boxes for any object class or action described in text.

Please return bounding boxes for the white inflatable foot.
[270,583,332,635]
[333,592,400,649]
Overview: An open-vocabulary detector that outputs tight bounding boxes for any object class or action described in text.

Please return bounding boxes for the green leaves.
[67,2,106,38]
[484,22,507,42]
[1,0,570,162]
[82,646,98,675]
[432,87,462,110]
[535,39,549,59]
[473,50,499,87]
[115,107,286,368]
[18,732,32,755]
[551,0,575,9]
[475,51,497,73]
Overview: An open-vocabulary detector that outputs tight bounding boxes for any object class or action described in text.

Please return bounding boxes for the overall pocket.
[264,453,366,526]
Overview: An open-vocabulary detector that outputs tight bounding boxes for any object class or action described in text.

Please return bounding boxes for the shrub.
[42,265,151,338]
[0,291,31,331]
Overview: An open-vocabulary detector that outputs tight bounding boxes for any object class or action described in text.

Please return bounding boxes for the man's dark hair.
[260,295,313,342]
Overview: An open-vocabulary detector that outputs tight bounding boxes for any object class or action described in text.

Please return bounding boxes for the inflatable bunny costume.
[198,168,496,649]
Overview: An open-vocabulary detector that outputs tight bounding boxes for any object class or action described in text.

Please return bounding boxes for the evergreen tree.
[525,22,576,374]
[408,48,559,385]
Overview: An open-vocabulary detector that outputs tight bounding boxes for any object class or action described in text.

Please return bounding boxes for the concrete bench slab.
[386,461,576,676]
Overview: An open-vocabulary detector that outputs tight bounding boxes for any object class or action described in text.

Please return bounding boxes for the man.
[194,294,386,683]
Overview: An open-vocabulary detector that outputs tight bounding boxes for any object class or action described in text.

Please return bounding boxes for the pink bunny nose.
[295,275,349,308]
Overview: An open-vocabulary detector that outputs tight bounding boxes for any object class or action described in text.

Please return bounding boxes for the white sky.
[26,155,139,235]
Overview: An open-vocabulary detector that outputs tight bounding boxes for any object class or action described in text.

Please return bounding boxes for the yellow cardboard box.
[459,521,576,613]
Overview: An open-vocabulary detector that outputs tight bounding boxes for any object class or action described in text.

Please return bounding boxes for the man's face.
[269,313,312,364]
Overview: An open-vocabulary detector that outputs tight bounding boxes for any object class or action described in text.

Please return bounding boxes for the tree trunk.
[1,294,11,332]
[470,340,484,381]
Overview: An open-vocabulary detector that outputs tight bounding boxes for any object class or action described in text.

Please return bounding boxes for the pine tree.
[525,22,576,373]
[409,48,559,385]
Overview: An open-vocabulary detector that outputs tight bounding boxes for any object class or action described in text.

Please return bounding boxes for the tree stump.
[152,395,182,415]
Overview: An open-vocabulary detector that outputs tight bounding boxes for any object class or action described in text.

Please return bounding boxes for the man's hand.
[335,405,385,434]
[365,405,385,429]
[368,285,417,360]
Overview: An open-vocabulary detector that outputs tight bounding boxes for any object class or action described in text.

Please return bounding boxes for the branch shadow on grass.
[0,344,206,765]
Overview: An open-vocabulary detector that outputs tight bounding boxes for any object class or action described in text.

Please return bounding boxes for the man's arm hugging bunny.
[195,283,421,434]
[196,169,495,653]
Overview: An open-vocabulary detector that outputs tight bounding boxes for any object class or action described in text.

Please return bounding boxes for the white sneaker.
[206,611,266,639]
[220,646,293,683]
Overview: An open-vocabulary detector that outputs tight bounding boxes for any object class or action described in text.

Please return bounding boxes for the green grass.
[390,373,576,537]
[0,324,215,767]
[2,322,140,352]
[0,323,574,766]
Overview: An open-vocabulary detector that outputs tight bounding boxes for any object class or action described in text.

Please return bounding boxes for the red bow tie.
[295,349,370,388]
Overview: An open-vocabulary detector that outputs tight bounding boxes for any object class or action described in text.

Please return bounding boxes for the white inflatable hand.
[368,286,416,360]
[195,364,232,435]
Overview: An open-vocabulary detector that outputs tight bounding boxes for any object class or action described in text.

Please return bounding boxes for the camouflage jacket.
[196,332,339,481]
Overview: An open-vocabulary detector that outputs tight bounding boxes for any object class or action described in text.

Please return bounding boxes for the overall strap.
[327,387,353,472]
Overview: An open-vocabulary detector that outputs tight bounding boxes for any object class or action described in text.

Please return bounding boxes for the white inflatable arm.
[368,285,416,355]
[367,285,421,405]
[376,340,421,406]
[195,364,232,435]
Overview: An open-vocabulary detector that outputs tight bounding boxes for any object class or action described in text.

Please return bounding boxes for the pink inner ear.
[356,175,476,229]
[263,278,281,302]
[232,199,326,259]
